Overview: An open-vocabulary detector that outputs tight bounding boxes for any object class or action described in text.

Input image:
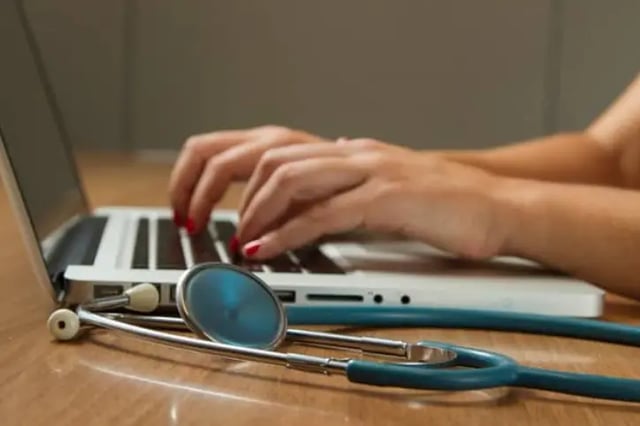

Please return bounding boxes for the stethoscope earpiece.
[48,308,80,341]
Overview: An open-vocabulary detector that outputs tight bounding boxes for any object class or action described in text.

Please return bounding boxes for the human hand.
[235,138,515,260]
[168,125,329,233]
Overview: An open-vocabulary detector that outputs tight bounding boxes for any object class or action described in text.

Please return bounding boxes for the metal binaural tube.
[81,295,130,312]
[79,307,349,375]
[104,313,186,330]
[102,312,456,365]
[285,329,410,358]
[104,313,409,356]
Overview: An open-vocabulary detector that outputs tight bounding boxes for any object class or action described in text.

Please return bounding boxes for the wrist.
[487,175,545,258]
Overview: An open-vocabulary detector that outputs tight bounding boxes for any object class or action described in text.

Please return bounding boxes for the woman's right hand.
[168,125,330,234]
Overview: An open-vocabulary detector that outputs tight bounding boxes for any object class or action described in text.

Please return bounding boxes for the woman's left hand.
[235,138,516,261]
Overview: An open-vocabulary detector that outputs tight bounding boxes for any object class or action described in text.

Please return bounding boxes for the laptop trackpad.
[326,239,559,277]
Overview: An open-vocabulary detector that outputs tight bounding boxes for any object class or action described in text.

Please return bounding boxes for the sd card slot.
[306,294,363,302]
[274,290,296,303]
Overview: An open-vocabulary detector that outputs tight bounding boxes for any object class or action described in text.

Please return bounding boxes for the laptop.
[0,1,605,317]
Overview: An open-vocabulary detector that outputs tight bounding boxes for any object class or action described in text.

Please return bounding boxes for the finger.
[237,142,348,215]
[186,135,309,233]
[338,137,410,155]
[168,130,248,222]
[185,159,232,233]
[241,186,370,259]
[237,157,367,244]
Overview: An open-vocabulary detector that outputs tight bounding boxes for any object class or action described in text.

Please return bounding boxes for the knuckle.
[374,181,399,202]
[257,149,284,174]
[351,138,383,149]
[311,207,351,233]
[308,199,340,222]
[307,205,328,222]
[255,124,294,138]
[256,124,282,132]
[254,125,314,147]
[359,151,387,168]
[272,164,300,187]
[376,178,407,202]
[203,156,226,176]
[184,135,210,156]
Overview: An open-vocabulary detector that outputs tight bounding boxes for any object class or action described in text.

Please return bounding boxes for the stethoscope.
[47,262,640,403]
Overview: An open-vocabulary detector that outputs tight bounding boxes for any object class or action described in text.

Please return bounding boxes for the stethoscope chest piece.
[175,262,287,350]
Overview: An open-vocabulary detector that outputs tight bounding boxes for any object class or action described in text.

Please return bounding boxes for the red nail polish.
[229,235,239,253]
[186,218,196,234]
[244,241,261,257]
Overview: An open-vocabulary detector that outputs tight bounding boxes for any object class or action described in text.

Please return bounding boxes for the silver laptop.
[0,1,605,317]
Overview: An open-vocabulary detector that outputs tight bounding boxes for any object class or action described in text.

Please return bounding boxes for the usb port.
[275,290,296,303]
[94,285,123,298]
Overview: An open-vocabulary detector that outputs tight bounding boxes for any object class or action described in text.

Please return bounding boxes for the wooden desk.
[1,152,640,425]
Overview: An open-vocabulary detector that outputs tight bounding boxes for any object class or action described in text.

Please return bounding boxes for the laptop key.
[294,245,345,274]
[213,219,300,273]
[132,218,149,269]
[266,254,302,273]
[238,260,264,272]
[214,220,236,245]
[80,217,109,265]
[190,226,221,263]
[228,252,264,272]
[156,219,186,269]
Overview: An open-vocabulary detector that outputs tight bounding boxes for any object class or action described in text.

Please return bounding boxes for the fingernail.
[186,217,196,234]
[229,235,239,253]
[243,240,261,257]
[336,137,349,144]
[173,211,183,226]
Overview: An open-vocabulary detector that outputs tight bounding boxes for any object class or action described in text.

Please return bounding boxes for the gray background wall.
[21,1,640,153]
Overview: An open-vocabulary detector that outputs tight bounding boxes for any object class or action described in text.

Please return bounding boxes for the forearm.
[436,131,623,187]
[438,73,640,189]
[496,177,640,300]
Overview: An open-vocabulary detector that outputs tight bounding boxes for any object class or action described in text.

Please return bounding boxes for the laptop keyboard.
[156,218,187,269]
[131,218,149,268]
[190,229,222,263]
[47,216,108,278]
[132,218,345,274]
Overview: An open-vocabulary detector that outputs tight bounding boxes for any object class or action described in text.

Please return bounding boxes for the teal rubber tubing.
[285,306,640,347]
[290,306,640,401]
[515,367,640,403]
[347,351,640,402]
[347,342,519,391]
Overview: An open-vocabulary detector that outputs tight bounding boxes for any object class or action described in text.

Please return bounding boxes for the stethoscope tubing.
[287,305,640,402]
[347,342,520,391]
[286,305,640,347]
[514,367,640,403]
[101,307,640,402]
[86,307,523,391]
[61,291,640,403]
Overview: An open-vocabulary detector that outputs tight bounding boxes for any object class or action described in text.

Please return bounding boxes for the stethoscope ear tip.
[47,308,80,341]
[125,283,160,313]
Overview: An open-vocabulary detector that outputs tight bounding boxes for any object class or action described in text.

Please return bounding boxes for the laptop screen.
[0,2,87,253]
